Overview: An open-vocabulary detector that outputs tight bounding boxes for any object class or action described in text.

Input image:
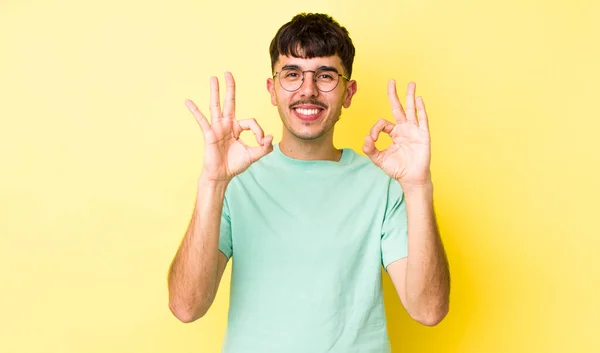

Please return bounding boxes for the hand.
[186,72,274,183]
[363,81,431,187]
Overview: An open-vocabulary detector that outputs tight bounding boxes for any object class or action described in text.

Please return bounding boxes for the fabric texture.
[218,144,408,353]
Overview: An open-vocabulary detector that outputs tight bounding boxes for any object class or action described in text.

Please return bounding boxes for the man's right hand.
[185,72,274,183]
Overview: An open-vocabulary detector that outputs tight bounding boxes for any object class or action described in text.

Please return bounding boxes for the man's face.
[267,55,357,141]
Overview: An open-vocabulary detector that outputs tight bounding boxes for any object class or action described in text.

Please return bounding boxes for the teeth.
[295,108,319,116]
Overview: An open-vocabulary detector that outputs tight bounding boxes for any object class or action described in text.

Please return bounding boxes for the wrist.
[397,178,434,197]
[198,174,230,192]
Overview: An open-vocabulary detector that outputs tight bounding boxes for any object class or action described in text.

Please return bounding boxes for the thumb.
[363,135,382,164]
[248,134,274,162]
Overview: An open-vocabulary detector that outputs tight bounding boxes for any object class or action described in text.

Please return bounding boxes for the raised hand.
[186,72,274,183]
[363,81,432,187]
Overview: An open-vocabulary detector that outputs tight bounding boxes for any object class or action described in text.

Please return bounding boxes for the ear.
[343,80,357,108]
[266,78,277,106]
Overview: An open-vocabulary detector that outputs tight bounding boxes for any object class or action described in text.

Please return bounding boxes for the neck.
[279,133,342,162]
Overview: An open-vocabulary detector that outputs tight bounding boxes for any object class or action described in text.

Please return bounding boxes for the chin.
[282,115,337,142]
[290,130,326,141]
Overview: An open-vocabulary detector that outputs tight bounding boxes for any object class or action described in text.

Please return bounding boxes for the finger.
[185,99,212,137]
[405,82,417,124]
[222,72,236,119]
[248,134,274,162]
[209,76,222,120]
[388,80,406,123]
[237,118,265,145]
[416,96,429,132]
[370,118,395,141]
[362,135,383,164]
[261,134,274,147]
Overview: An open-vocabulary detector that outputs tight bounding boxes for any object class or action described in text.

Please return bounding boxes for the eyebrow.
[281,64,340,73]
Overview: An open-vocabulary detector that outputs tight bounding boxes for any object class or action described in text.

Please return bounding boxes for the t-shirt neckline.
[273,143,354,168]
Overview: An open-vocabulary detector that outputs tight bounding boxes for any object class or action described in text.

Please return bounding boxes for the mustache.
[289,100,328,109]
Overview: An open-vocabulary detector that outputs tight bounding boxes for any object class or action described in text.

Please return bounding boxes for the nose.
[298,71,319,97]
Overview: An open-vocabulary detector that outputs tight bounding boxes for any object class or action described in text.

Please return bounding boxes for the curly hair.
[269,13,356,78]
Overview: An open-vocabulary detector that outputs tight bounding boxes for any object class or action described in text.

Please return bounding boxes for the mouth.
[291,104,326,121]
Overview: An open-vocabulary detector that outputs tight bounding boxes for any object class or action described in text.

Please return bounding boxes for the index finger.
[237,118,265,145]
[223,72,236,119]
[388,80,407,123]
[370,118,395,141]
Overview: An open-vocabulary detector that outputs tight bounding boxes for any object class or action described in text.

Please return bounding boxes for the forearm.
[402,181,450,324]
[168,176,228,322]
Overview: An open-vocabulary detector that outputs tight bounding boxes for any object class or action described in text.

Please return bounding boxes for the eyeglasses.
[273,67,350,92]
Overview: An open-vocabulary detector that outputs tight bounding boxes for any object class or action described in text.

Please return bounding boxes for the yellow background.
[1,0,598,352]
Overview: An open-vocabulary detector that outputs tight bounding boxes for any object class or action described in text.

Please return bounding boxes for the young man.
[168,13,450,353]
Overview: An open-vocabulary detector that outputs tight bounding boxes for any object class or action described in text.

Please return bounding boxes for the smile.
[293,107,325,121]
[295,108,320,115]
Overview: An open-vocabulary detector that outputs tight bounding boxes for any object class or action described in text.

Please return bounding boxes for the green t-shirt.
[218,144,408,353]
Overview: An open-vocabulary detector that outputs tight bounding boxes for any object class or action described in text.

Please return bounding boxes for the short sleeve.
[381,179,408,271]
[218,195,233,259]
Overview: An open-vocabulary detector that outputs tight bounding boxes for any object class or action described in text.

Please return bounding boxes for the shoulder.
[343,149,392,179]
[344,149,405,194]
[224,151,280,197]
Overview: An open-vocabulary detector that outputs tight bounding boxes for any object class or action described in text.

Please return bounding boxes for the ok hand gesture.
[186,72,273,183]
[363,81,432,188]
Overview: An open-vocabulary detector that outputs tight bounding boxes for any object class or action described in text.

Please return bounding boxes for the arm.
[167,72,273,323]
[363,80,450,326]
[167,177,230,323]
[387,181,449,326]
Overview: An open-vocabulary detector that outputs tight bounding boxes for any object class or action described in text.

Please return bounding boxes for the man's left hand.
[363,81,432,188]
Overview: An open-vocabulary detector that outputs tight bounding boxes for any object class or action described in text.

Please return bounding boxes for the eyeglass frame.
[272,65,351,93]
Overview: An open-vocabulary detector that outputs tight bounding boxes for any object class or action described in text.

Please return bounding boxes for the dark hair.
[269,13,356,78]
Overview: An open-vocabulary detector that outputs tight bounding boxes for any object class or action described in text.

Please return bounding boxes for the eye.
[283,70,301,79]
[316,71,336,81]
